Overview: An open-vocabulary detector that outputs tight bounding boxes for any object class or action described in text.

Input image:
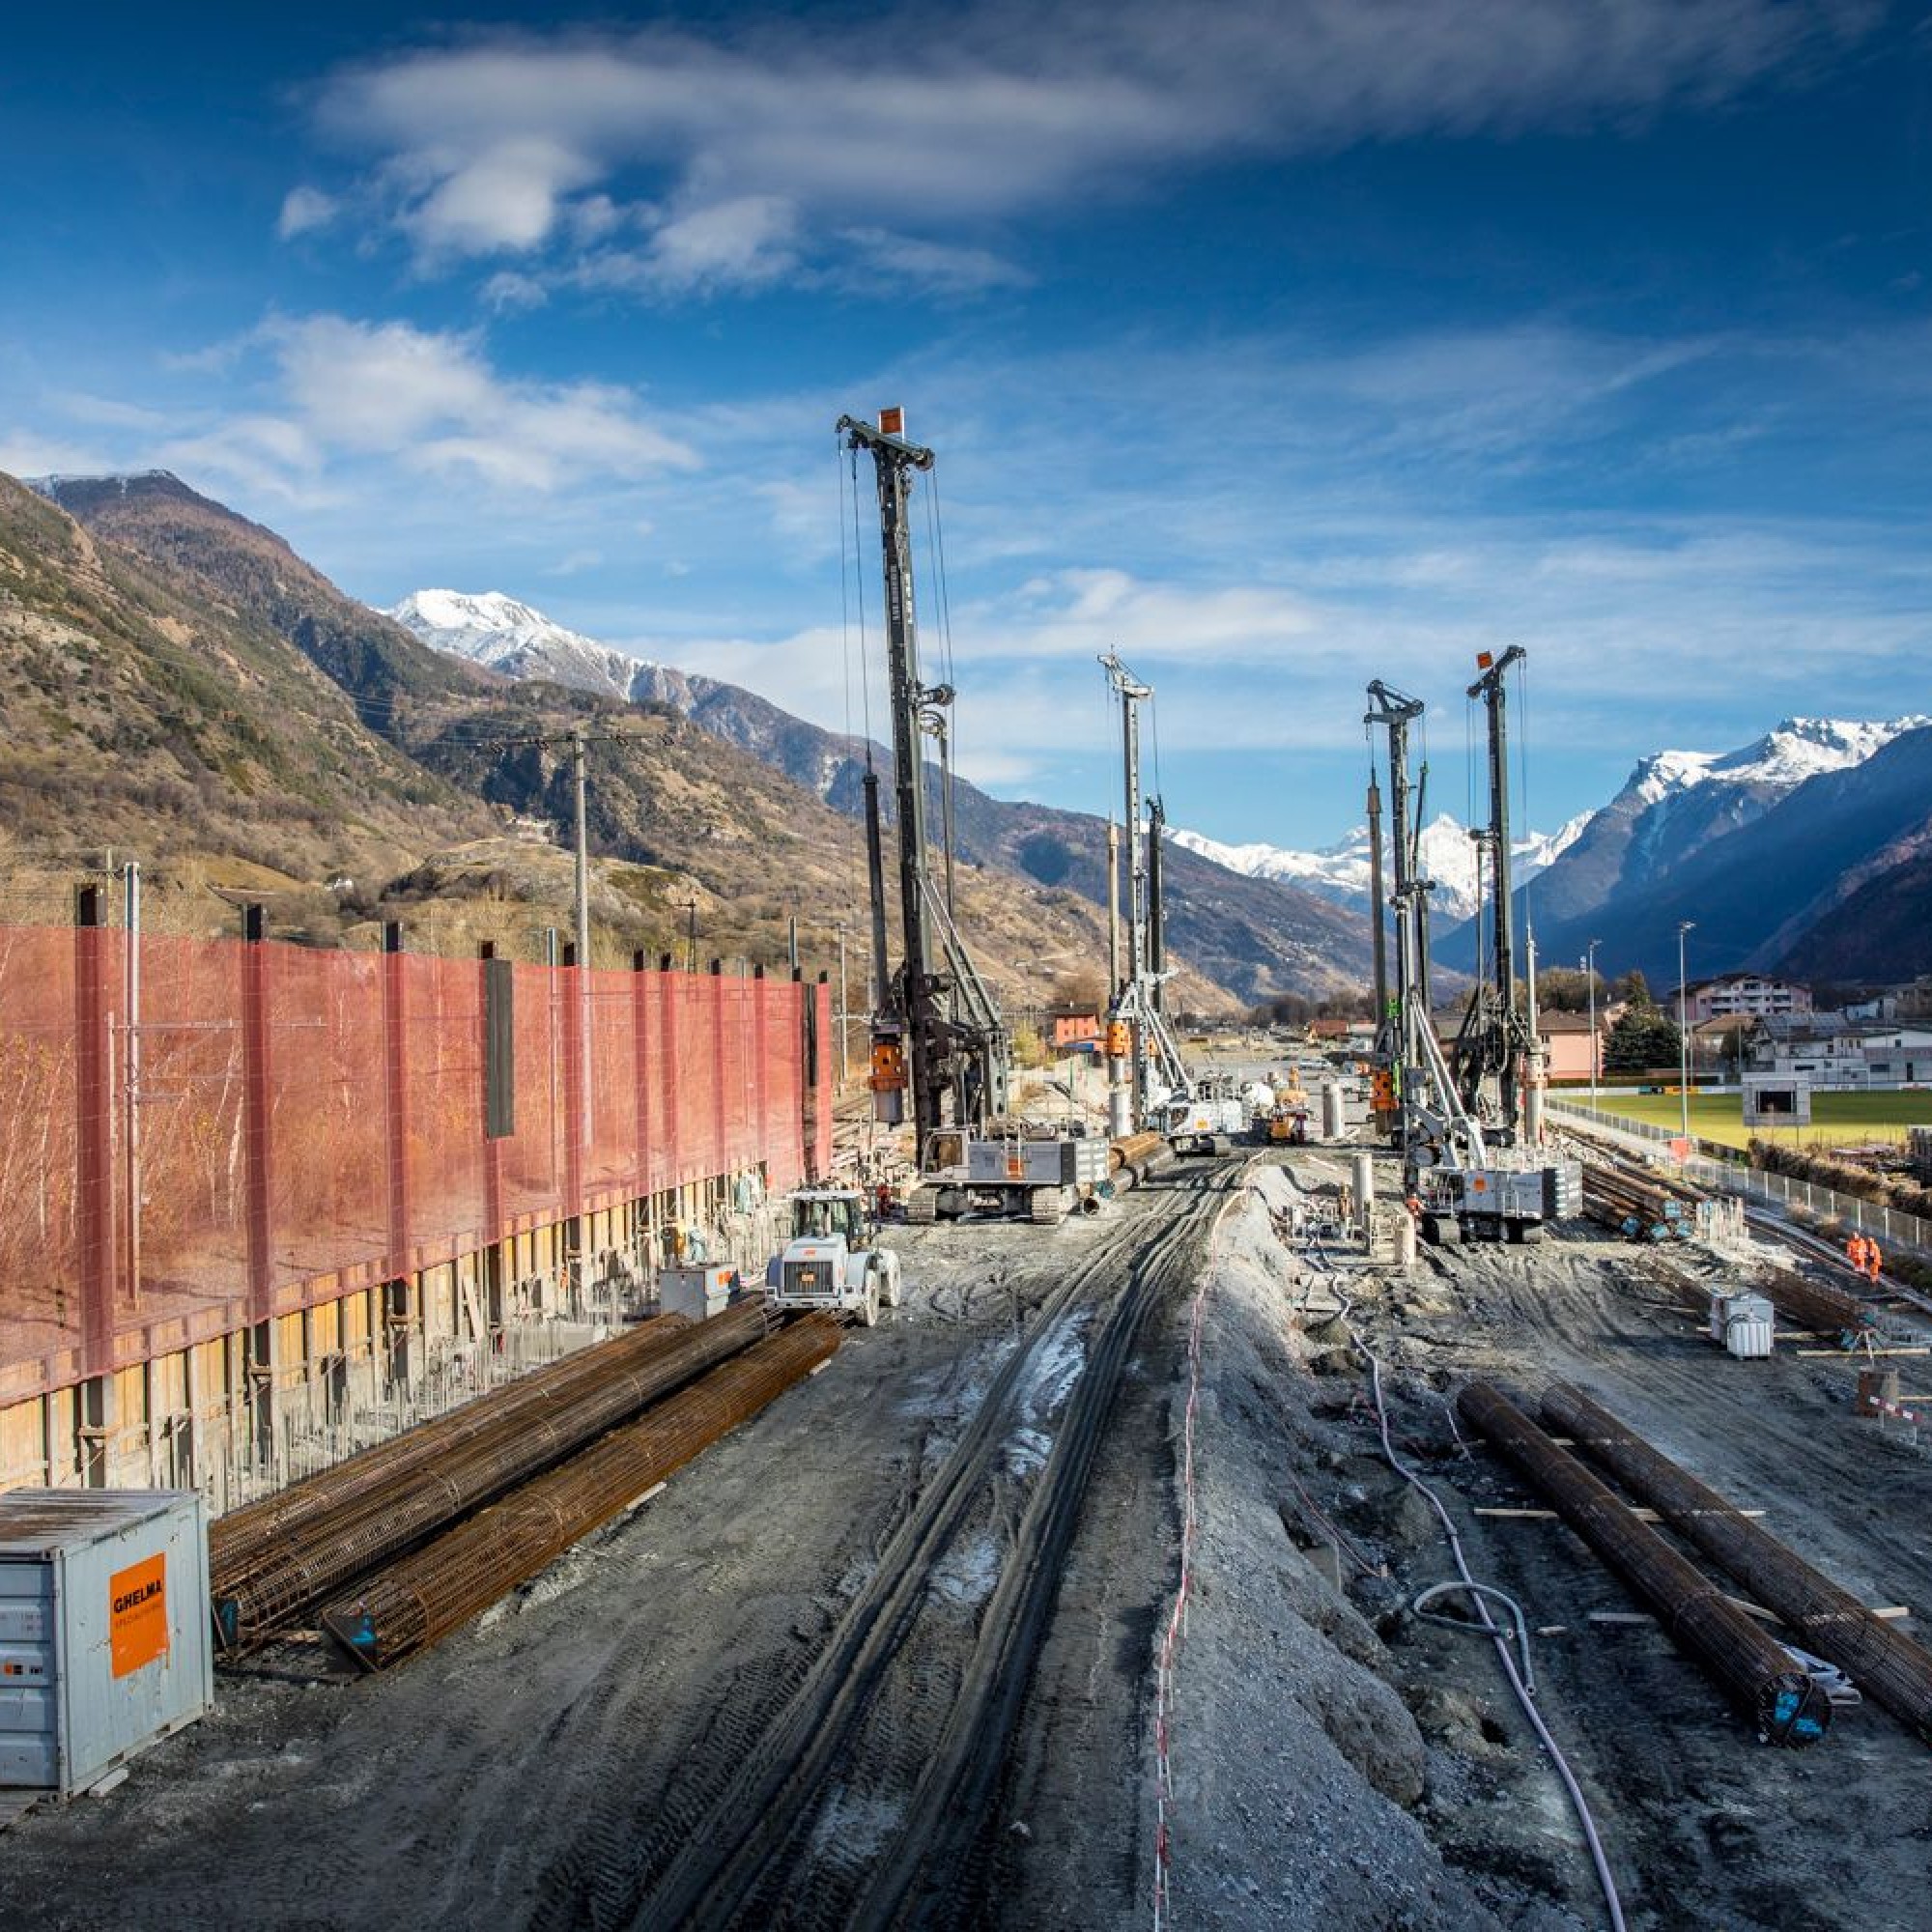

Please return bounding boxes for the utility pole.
[571,726,590,974]
[683,898,699,975]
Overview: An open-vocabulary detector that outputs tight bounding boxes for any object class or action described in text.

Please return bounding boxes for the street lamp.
[1584,938,1601,1114]
[1676,921,1695,1141]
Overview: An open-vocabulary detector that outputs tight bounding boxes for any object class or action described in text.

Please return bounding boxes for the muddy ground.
[2,1149,1928,1929]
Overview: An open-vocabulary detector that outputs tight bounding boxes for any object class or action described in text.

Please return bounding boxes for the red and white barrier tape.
[1861,1392,1925,1425]
[1151,1170,1254,1932]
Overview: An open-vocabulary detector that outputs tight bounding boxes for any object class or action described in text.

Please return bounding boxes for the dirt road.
[5,1148,1927,1931]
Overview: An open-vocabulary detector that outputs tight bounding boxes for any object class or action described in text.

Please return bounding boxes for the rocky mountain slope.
[390,588,655,701]
[0,471,489,898]
[394,587,1376,1002]
[1438,717,1932,980]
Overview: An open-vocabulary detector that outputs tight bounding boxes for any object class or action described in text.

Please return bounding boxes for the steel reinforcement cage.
[0,922,836,1406]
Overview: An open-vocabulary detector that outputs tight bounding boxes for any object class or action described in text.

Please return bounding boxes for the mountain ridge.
[393,583,1378,1002]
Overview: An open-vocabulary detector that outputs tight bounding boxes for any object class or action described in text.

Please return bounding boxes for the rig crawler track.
[588,1161,1241,1932]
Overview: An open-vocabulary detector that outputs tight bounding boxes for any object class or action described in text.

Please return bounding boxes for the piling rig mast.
[1365,679,1435,1145]
[1365,663,1577,1242]
[1099,652,1190,1135]
[1450,646,1534,1142]
[839,410,1009,1159]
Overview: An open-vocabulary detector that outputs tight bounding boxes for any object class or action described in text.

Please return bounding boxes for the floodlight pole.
[1677,921,1695,1141]
[1585,938,1601,1115]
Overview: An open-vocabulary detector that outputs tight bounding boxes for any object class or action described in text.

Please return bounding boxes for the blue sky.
[4,1,1928,847]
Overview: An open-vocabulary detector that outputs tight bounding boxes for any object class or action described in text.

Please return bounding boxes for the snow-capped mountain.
[1523,716,1932,932]
[1174,810,1592,923]
[1626,718,1928,810]
[387,589,657,702]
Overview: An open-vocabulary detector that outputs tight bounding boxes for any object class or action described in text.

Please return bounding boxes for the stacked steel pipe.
[321,1313,841,1669]
[1458,1380,1831,1747]
[213,1302,774,1648]
[1755,1265,1875,1341]
[1543,1381,1932,1743]
[1109,1132,1172,1192]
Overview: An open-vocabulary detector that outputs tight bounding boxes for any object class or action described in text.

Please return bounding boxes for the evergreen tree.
[1604,1002,1681,1074]
[1609,968,1653,1008]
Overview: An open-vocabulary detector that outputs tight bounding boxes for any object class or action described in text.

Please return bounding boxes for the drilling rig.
[1097,653,1221,1151]
[1364,668,1578,1243]
[1449,645,1539,1141]
[840,410,1105,1223]
[1365,679,1431,1140]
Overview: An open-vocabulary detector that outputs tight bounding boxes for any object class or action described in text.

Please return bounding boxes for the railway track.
[613,1159,1242,1932]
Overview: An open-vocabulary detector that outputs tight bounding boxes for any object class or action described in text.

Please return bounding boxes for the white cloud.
[277,186,339,239]
[0,432,114,479]
[260,314,698,492]
[642,194,799,292]
[300,3,1876,293]
[479,270,549,313]
[48,391,169,432]
[403,137,600,255]
[966,567,1320,663]
[155,414,327,504]
[837,229,1031,295]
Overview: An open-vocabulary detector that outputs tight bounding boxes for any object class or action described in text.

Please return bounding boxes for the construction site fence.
[1548,1098,1932,1258]
[0,920,836,1405]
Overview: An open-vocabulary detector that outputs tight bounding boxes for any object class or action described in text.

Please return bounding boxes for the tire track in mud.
[605,1164,1240,1932]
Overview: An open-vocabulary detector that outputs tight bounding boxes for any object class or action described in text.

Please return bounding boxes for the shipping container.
[0,1490,212,1796]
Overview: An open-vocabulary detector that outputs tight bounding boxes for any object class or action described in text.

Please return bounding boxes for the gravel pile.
[1153,1166,1590,1930]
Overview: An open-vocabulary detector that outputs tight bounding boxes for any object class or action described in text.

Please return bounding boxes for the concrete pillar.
[1351,1151,1376,1235]
[1393,1210,1418,1271]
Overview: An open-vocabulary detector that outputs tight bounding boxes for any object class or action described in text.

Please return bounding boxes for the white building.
[1742,1013,1932,1090]
[1683,976,1812,1025]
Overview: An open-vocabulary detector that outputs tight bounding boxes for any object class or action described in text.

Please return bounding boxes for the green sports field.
[1563,1088,1932,1151]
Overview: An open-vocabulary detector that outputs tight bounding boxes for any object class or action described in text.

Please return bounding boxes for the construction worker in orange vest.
[1848,1233,1869,1275]
[1866,1240,1885,1283]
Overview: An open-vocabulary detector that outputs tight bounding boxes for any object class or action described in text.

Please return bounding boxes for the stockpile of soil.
[1150,1167,1590,1929]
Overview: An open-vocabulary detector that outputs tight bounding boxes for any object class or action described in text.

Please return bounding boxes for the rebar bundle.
[1755,1265,1875,1341]
[1580,1161,1690,1241]
[1542,1381,1932,1743]
[321,1313,841,1670]
[1458,1380,1831,1747]
[214,1312,690,1582]
[213,1302,773,1648]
